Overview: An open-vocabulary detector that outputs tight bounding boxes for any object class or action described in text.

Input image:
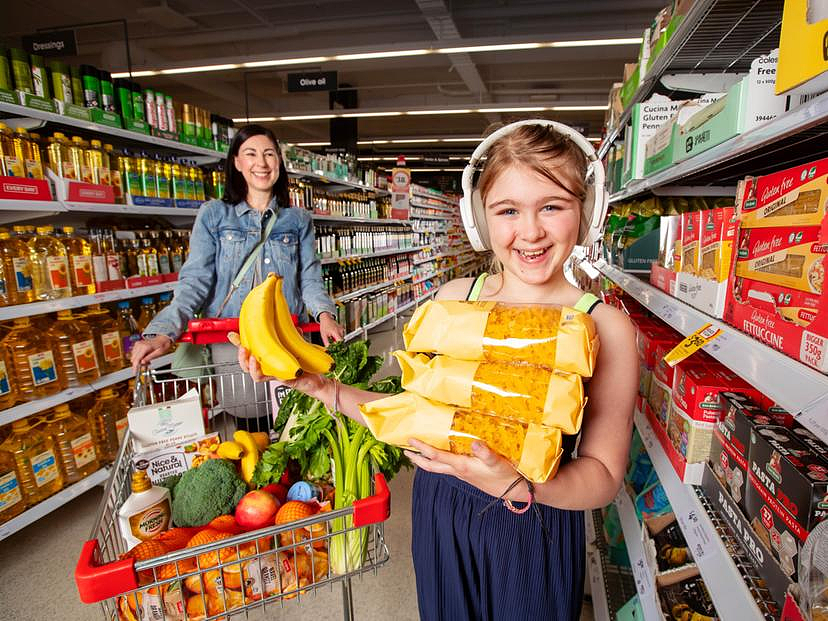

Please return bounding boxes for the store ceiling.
[4,0,665,162]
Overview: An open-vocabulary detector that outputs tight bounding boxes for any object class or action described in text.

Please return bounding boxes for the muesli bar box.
[738,157,828,229]
[745,425,828,580]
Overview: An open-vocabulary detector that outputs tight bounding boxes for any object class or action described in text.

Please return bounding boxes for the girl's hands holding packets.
[405,439,528,502]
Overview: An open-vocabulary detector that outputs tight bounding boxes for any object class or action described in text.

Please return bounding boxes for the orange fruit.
[181,529,236,571]
[154,526,201,551]
[120,540,170,585]
[275,501,315,547]
[208,514,243,535]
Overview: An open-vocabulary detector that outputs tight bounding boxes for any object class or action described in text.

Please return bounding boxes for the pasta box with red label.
[636,322,681,399]
[745,425,828,581]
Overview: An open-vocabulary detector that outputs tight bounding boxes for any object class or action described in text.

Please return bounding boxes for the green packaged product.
[49,61,72,102]
[114,79,132,119]
[99,70,114,112]
[10,48,33,93]
[29,54,50,98]
[0,48,12,91]
[131,83,144,122]
[80,65,100,108]
[70,66,83,106]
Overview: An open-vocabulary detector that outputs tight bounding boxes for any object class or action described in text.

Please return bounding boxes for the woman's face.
[484,161,582,286]
[234,135,280,195]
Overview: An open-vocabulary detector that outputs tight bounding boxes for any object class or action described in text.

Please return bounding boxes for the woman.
[237,122,638,620]
[132,125,343,425]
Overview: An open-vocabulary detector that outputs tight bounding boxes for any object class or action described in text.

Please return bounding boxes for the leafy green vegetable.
[170,459,247,527]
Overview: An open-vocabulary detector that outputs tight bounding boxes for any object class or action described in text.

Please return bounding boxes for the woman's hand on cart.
[318,312,345,346]
[130,335,175,372]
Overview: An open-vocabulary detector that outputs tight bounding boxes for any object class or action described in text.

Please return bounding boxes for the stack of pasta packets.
[359,300,600,482]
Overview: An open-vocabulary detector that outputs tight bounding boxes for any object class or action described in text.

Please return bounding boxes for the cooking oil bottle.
[0,343,18,410]
[150,231,171,274]
[157,292,172,312]
[48,310,101,387]
[138,152,156,197]
[119,152,141,199]
[3,317,65,399]
[52,132,76,179]
[0,446,27,524]
[28,225,71,300]
[0,243,10,307]
[0,123,24,177]
[0,418,64,503]
[12,128,43,180]
[140,237,160,276]
[155,157,170,199]
[0,230,34,305]
[104,144,122,200]
[43,403,100,485]
[89,387,129,463]
[84,304,124,374]
[171,158,186,201]
[58,226,95,296]
[69,136,91,183]
[117,301,140,356]
[190,162,206,201]
[136,296,157,334]
[84,139,106,185]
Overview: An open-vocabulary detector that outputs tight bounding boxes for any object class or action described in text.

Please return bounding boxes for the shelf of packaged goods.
[0,353,174,428]
[411,189,458,206]
[343,290,435,342]
[0,465,111,542]
[319,245,429,265]
[0,101,226,160]
[311,214,412,226]
[286,168,389,196]
[609,91,828,202]
[633,409,765,620]
[598,0,783,159]
[584,510,612,621]
[612,486,662,621]
[334,273,414,304]
[412,252,451,266]
[62,201,201,217]
[410,212,447,221]
[411,265,454,286]
[595,260,828,442]
[0,282,177,322]
[409,199,455,212]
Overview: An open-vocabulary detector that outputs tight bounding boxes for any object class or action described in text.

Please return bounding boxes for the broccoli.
[158,473,182,501]
[170,459,247,527]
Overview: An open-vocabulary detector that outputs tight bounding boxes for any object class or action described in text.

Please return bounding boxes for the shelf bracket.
[660,72,744,94]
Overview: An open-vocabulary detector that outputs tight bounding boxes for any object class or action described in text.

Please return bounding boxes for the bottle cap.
[117,301,131,309]
[91,139,102,148]
[131,470,151,493]
[36,225,53,235]
[63,225,75,234]
[57,310,72,320]
[100,387,116,398]
[53,404,71,417]
[141,297,154,305]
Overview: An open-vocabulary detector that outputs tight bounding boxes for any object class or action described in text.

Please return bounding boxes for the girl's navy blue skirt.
[411,469,585,621]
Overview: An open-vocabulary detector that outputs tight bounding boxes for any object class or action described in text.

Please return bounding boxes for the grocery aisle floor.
[0,314,593,620]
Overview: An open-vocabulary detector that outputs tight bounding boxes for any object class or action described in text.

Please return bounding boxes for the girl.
[236,121,638,620]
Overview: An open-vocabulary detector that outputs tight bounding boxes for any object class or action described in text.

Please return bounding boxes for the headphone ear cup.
[470,189,491,251]
[460,189,491,252]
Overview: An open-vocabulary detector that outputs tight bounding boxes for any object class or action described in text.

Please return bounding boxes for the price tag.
[663,323,722,367]
[632,557,652,598]
[677,509,718,562]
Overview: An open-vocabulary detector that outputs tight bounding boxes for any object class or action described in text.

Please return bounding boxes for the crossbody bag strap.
[215,211,278,316]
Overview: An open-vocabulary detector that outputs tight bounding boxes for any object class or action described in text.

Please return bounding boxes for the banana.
[271,275,334,375]
[239,274,302,380]
[233,430,260,486]
[216,441,245,460]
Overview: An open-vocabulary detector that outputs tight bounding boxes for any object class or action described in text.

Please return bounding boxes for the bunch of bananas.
[239,273,334,379]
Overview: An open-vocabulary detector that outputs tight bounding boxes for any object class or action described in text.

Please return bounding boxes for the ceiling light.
[550,105,608,111]
[449,156,468,160]
[476,106,546,113]
[437,42,543,54]
[243,56,329,68]
[357,140,390,145]
[391,138,440,144]
[160,63,240,75]
[232,116,277,122]
[550,37,642,47]
[111,70,158,78]
[279,114,336,121]
[296,141,330,146]
[441,137,481,142]
[333,49,431,61]
[407,109,473,115]
[340,111,404,118]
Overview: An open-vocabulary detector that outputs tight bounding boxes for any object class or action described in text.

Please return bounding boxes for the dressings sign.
[22,30,78,57]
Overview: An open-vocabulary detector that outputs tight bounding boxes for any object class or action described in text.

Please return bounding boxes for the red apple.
[234,490,280,531]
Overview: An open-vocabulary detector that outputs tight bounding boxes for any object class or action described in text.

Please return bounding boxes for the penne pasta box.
[403,300,599,377]
[359,391,564,483]
[394,351,584,433]
[680,211,701,274]
[698,207,737,282]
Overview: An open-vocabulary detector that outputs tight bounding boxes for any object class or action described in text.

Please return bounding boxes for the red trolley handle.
[74,473,390,604]
[177,316,321,344]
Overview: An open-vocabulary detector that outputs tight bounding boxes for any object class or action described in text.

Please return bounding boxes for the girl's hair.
[476,123,589,276]
[222,124,290,209]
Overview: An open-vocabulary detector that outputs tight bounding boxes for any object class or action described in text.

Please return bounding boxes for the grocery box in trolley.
[724,156,828,373]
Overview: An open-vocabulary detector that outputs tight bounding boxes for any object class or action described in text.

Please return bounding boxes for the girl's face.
[484,161,582,286]
[234,135,280,195]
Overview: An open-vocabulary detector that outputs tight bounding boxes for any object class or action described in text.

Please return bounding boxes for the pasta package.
[359,391,563,483]
[403,300,599,377]
[393,351,584,433]
[698,207,737,282]
[734,226,826,294]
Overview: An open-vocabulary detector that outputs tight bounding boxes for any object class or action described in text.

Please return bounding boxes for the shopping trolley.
[75,324,391,621]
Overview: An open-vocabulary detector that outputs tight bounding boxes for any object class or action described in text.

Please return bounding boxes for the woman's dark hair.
[222,124,290,209]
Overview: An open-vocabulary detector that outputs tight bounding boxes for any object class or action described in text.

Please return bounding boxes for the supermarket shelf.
[0,282,177,321]
[610,91,828,202]
[613,486,661,621]
[343,290,435,342]
[0,101,225,159]
[411,189,458,205]
[63,201,201,218]
[634,409,764,621]
[596,261,828,442]
[312,214,412,226]
[584,510,612,621]
[409,199,455,212]
[409,212,447,221]
[0,353,174,427]
[0,465,111,542]
[412,251,451,266]
[319,245,428,265]
[0,198,64,213]
[411,265,453,285]
[286,167,389,195]
[599,0,784,159]
[334,273,414,304]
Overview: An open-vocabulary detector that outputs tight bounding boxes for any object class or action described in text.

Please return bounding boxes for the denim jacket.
[144,197,336,340]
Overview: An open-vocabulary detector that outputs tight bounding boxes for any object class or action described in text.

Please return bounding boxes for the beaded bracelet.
[504,479,535,514]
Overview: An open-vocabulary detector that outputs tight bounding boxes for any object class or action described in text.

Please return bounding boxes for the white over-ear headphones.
[459,119,609,251]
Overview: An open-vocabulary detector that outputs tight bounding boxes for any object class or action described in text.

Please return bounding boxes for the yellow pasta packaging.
[735,226,826,294]
[403,300,599,377]
[359,391,563,483]
[394,351,584,433]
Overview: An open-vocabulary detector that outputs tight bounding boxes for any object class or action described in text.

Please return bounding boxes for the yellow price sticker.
[663,323,722,368]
